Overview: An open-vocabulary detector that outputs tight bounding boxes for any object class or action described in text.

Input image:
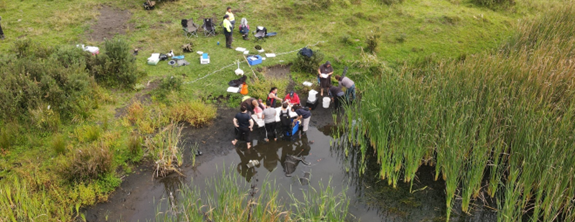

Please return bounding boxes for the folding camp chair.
[181,18,199,38]
[254,26,267,42]
[202,18,217,37]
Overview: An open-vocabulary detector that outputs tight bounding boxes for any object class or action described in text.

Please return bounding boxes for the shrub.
[52,134,67,155]
[127,133,143,162]
[366,32,380,53]
[62,143,113,182]
[159,76,183,92]
[85,38,141,88]
[0,42,95,122]
[74,125,101,143]
[127,101,145,124]
[144,124,184,178]
[168,100,217,127]
[29,105,61,132]
[291,50,324,74]
[340,34,353,45]
[0,127,12,150]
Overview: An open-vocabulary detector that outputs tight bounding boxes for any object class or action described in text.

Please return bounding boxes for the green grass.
[0,0,559,220]
[340,2,575,221]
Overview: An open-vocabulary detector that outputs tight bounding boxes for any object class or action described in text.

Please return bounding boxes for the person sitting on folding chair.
[232,106,254,149]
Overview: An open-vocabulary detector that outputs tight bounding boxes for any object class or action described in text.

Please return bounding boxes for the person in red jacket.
[284,91,300,106]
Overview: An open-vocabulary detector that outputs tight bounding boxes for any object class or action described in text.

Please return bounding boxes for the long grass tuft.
[340,3,575,221]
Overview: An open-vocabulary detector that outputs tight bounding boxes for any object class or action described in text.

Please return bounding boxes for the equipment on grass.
[200,53,210,64]
[181,18,199,38]
[202,18,217,37]
[254,26,267,42]
[234,61,244,76]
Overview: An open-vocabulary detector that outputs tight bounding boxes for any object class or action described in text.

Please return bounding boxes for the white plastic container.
[322,97,331,108]
[308,89,318,102]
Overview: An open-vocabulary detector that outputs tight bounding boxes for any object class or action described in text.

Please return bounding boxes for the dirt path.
[87,5,131,42]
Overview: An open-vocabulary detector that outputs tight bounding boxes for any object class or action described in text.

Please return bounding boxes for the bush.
[159,76,183,92]
[52,134,67,155]
[0,42,95,123]
[62,143,113,182]
[74,125,101,143]
[85,38,141,88]
[0,127,12,150]
[291,50,325,74]
[127,133,143,162]
[169,100,217,127]
[366,32,380,53]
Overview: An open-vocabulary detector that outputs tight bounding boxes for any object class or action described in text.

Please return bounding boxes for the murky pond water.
[86,119,496,221]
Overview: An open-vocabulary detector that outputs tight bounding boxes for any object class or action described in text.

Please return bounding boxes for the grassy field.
[0,0,558,221]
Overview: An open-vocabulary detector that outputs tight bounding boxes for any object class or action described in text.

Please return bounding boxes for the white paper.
[265,53,276,57]
[227,87,240,93]
[235,47,247,52]
[196,51,203,55]
[320,74,329,78]
[303,81,313,86]
[251,115,265,128]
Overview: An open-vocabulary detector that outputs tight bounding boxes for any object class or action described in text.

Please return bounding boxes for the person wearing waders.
[0,16,5,40]
[279,103,294,137]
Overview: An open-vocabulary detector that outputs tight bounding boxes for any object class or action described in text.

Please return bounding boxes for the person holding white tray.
[317,61,334,96]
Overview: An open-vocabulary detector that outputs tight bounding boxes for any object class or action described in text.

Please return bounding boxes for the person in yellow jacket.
[223,15,233,49]
[226,7,235,30]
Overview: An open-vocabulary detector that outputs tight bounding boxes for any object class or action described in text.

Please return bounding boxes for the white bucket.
[322,97,331,108]
[308,90,318,102]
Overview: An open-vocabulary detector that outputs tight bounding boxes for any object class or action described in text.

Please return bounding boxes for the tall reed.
[156,165,350,221]
[340,4,575,221]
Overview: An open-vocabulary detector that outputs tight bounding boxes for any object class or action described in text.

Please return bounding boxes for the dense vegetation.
[0,0,566,221]
[341,3,575,221]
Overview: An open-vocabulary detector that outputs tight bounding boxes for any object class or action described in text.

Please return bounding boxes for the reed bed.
[340,4,575,221]
[156,166,350,222]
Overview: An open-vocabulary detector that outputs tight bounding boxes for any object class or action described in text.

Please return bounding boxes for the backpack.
[280,110,291,126]
[299,47,313,58]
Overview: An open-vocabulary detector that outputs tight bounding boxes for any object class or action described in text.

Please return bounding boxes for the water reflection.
[235,133,312,182]
[330,132,497,221]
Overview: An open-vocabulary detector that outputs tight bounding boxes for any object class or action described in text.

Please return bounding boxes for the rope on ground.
[184,41,325,85]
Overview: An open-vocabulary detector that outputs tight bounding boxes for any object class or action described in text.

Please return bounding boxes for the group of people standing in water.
[232,61,356,149]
